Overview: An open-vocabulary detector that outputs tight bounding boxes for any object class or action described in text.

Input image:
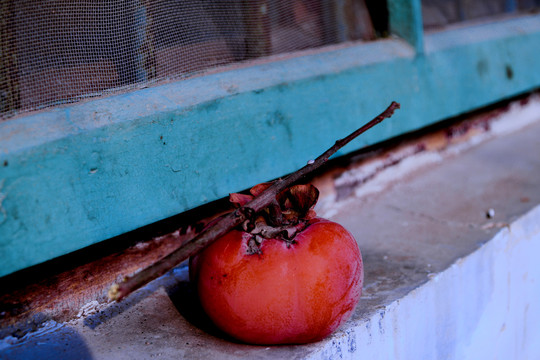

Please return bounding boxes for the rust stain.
[0,206,229,335]
[313,103,511,203]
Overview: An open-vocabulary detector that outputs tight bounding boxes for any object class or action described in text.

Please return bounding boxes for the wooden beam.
[388,0,424,54]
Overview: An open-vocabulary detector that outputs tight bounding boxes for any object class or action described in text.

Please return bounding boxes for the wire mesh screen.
[423,0,540,29]
[0,0,384,119]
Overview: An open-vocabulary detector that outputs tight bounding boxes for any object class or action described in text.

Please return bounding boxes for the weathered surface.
[2,95,540,358]
[0,97,520,330]
[2,14,540,277]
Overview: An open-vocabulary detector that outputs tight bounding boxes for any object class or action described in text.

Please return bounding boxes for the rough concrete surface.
[2,104,540,359]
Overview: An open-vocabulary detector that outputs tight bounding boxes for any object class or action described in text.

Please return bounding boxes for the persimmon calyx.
[229,183,319,248]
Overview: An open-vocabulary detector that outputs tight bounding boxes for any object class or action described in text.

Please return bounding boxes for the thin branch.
[109,101,400,301]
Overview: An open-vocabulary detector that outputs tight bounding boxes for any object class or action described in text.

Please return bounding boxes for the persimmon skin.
[191,218,363,345]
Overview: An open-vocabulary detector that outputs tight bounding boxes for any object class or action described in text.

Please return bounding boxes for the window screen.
[0,0,382,119]
[422,0,540,29]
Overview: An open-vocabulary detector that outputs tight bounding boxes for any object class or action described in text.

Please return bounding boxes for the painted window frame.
[1,0,540,277]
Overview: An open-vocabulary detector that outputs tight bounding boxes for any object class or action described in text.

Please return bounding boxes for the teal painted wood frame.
[388,0,424,53]
[1,13,540,277]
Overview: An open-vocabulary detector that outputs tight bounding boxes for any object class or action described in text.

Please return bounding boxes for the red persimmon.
[191,217,363,345]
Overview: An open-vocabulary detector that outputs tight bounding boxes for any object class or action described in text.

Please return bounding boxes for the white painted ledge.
[319,204,540,360]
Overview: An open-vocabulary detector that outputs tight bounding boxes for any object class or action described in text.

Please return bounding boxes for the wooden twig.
[109,101,400,301]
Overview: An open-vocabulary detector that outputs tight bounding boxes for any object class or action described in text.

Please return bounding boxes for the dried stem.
[109,101,400,301]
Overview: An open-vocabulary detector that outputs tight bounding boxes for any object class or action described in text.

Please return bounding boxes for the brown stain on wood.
[0,231,188,327]
[0,202,230,336]
[310,98,512,202]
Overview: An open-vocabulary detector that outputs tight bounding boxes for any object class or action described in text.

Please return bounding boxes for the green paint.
[1,15,540,276]
[388,0,424,54]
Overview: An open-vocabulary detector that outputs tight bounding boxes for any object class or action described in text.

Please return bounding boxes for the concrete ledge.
[1,99,540,358]
[337,204,540,359]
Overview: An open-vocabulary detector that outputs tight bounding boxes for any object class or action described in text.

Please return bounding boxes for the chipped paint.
[315,94,540,219]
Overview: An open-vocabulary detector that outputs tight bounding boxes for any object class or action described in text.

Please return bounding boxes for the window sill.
[2,95,540,358]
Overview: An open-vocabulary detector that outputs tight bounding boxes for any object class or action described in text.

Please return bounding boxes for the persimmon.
[190,184,363,345]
